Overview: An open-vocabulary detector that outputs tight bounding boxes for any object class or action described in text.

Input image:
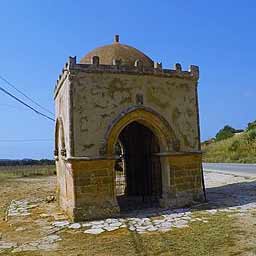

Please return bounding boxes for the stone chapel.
[54,35,204,221]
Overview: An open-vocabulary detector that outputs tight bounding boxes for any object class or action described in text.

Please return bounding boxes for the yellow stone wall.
[68,159,119,221]
[168,153,203,205]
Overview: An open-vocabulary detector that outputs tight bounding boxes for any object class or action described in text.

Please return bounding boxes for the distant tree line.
[0,159,55,166]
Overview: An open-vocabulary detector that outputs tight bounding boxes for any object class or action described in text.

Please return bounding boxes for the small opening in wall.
[136,94,144,105]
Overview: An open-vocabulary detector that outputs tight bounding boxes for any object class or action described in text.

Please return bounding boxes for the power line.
[0,74,54,116]
[0,85,55,122]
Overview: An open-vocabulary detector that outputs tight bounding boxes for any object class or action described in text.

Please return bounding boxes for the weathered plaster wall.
[56,160,75,218]
[55,77,71,156]
[54,67,203,221]
[55,76,75,215]
[71,73,199,157]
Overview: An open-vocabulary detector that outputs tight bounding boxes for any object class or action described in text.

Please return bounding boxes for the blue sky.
[0,0,255,159]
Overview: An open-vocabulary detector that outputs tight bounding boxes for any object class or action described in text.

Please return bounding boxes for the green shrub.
[246,129,256,142]
[247,120,256,131]
[215,125,236,141]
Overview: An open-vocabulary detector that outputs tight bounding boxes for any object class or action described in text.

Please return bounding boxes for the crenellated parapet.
[54,55,199,97]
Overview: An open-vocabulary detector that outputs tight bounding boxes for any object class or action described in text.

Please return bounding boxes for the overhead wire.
[0,74,54,116]
[0,85,55,122]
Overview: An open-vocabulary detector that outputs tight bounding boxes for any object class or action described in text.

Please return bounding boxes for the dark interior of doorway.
[115,121,162,212]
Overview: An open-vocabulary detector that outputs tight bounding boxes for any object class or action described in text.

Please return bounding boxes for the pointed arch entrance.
[104,107,176,211]
[116,121,162,210]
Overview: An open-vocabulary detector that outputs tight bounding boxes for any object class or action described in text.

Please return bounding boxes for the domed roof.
[80,35,154,68]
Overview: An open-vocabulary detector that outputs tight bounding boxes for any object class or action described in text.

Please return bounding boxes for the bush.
[246,129,256,142]
[247,120,256,131]
[215,125,236,141]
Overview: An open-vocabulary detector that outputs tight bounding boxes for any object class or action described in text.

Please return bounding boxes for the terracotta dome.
[80,35,154,68]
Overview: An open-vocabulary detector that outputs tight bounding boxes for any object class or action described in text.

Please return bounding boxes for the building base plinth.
[73,204,120,222]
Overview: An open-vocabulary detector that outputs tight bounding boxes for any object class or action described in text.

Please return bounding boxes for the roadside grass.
[202,132,256,163]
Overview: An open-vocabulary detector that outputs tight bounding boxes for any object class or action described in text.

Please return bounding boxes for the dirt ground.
[1,170,256,256]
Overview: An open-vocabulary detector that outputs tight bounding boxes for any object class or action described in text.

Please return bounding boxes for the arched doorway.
[54,117,66,159]
[115,121,162,211]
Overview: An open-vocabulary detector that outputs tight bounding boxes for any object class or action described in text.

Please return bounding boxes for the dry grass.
[0,168,255,255]
[202,132,256,163]
[0,165,56,179]
[4,213,243,256]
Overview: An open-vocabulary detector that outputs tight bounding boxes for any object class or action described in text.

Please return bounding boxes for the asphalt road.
[203,163,256,178]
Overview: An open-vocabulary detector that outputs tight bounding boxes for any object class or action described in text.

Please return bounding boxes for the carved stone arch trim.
[55,117,66,158]
[102,106,179,156]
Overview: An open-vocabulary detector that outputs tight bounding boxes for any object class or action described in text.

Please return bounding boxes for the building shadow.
[119,179,256,218]
[200,179,256,210]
